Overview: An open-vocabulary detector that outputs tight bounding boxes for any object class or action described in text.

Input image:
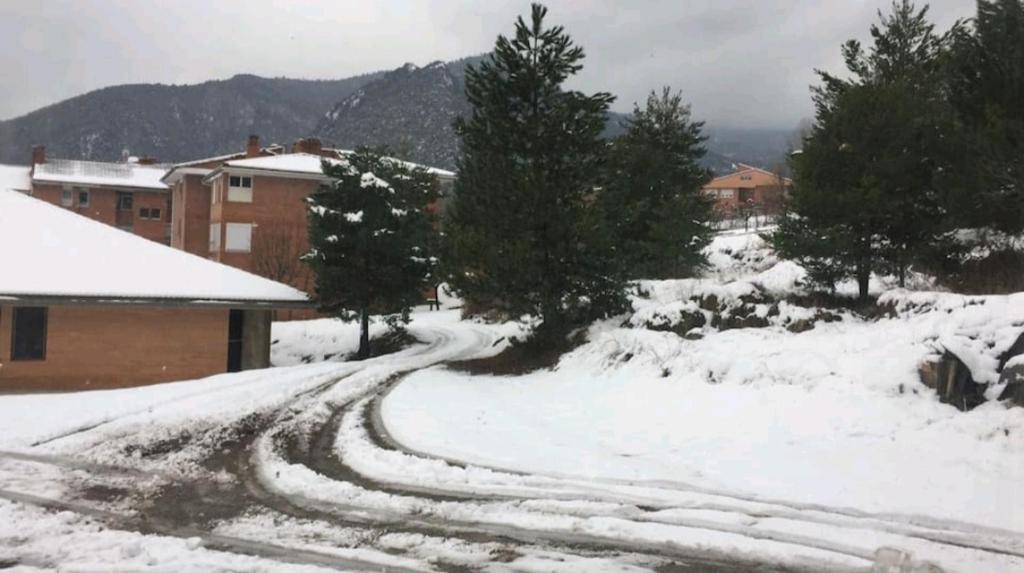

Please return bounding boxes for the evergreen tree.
[600,88,714,278]
[443,3,625,342]
[947,0,1024,233]
[307,148,439,359]
[773,0,954,299]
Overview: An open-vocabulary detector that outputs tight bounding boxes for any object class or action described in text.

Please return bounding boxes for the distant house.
[162,136,454,302]
[27,146,173,244]
[702,163,791,217]
[0,190,309,392]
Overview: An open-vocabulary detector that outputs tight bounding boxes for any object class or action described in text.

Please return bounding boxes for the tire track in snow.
[362,383,1024,561]
[249,325,864,572]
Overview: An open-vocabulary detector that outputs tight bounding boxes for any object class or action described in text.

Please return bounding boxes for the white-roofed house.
[0,190,310,392]
[28,146,174,244]
[163,137,454,318]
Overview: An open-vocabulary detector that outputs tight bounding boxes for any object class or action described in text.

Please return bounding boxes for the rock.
[697,294,719,312]
[718,309,770,330]
[786,318,816,333]
[996,330,1024,407]
[646,309,706,337]
[918,352,987,412]
[998,330,1024,369]
[997,359,1024,406]
[873,547,913,573]
[683,329,704,340]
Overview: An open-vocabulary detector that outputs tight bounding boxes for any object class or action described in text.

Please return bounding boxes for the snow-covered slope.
[383,230,1024,536]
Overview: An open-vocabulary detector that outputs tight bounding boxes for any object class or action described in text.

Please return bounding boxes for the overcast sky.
[0,0,973,129]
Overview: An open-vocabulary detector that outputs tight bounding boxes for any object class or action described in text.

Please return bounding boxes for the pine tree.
[443,3,625,343]
[307,148,439,359]
[947,0,1024,233]
[600,88,714,278]
[773,0,955,299]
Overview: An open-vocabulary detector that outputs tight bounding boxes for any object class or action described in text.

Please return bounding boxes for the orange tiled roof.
[703,164,790,190]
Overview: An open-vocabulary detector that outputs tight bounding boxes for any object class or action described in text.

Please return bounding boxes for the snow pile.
[271,317,391,366]
[702,229,779,280]
[879,290,1024,387]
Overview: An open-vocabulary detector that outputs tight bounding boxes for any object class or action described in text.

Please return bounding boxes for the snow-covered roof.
[216,151,456,179]
[0,190,309,305]
[32,159,170,191]
[0,164,30,193]
[170,145,287,168]
[222,153,341,175]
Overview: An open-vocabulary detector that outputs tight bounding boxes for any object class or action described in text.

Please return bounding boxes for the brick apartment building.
[0,189,309,391]
[28,146,173,244]
[163,136,454,297]
[6,136,453,302]
[702,163,791,217]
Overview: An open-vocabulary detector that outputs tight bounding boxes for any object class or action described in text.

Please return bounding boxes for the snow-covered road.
[1,305,1022,572]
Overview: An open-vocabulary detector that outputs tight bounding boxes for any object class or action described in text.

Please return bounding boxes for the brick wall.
[208,173,318,293]
[0,304,229,392]
[170,174,212,254]
[32,183,170,244]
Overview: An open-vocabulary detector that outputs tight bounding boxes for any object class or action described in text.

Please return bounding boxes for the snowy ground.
[1,232,1022,572]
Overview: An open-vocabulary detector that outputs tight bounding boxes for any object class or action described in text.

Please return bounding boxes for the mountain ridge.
[0,58,791,173]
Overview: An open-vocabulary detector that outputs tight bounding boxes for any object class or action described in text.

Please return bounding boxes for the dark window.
[229,176,252,189]
[117,192,133,211]
[150,208,161,220]
[227,310,244,372]
[78,189,90,207]
[140,207,151,219]
[11,307,47,361]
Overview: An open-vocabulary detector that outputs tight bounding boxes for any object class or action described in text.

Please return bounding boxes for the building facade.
[0,190,309,392]
[702,163,791,218]
[164,137,454,300]
[28,146,173,244]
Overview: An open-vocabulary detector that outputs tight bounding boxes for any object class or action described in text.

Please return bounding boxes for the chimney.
[246,134,260,158]
[138,156,158,165]
[292,137,322,156]
[31,145,46,166]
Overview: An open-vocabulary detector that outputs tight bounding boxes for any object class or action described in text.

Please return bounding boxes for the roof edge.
[0,294,313,310]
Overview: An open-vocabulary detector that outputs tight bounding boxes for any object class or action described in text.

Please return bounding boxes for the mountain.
[0,56,792,173]
[314,57,481,170]
[0,73,383,164]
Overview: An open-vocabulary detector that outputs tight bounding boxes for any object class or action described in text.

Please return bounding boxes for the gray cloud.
[0,0,973,129]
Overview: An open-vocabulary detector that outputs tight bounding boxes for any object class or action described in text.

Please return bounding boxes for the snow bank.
[385,289,1024,535]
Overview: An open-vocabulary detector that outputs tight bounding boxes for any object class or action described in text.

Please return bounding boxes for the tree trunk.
[357,307,370,360]
[857,263,871,302]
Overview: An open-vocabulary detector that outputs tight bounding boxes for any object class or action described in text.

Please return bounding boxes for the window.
[720,189,735,199]
[11,307,47,361]
[209,223,221,252]
[77,189,90,207]
[227,175,253,203]
[61,189,73,207]
[117,192,133,211]
[139,207,162,220]
[225,223,252,252]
